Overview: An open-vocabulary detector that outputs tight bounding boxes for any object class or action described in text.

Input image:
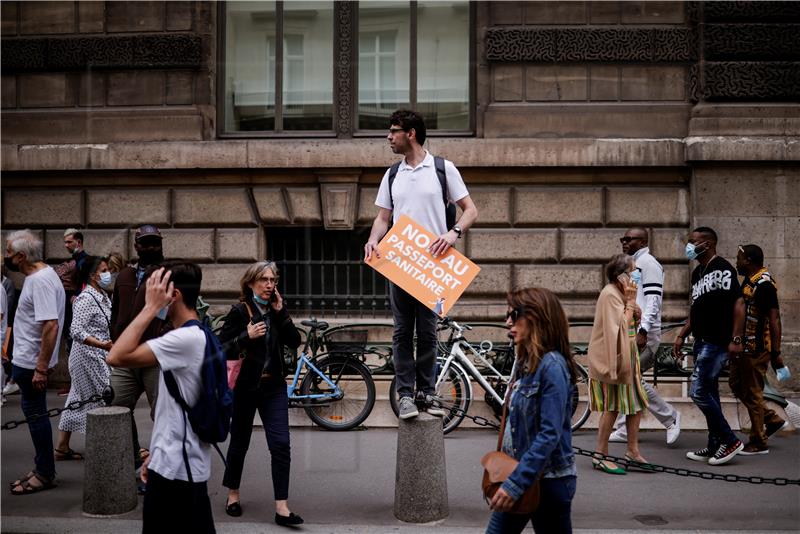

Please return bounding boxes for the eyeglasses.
[505,307,525,323]
[388,127,406,134]
[619,236,643,244]
[256,276,277,285]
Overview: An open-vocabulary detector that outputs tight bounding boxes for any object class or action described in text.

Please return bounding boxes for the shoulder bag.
[226,302,253,389]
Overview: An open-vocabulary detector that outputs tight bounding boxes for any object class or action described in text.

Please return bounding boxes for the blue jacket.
[501,351,575,500]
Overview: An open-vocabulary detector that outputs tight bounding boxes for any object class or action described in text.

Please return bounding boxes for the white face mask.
[98,271,114,290]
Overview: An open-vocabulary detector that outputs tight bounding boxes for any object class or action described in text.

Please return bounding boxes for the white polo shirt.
[375,151,469,236]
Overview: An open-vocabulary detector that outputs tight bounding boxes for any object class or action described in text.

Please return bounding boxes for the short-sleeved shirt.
[375,151,469,236]
[689,256,740,346]
[146,326,211,482]
[741,269,779,354]
[12,266,66,370]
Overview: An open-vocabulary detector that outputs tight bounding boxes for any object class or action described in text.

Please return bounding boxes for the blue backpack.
[164,319,233,481]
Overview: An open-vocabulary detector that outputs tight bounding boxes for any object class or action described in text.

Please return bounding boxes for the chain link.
[1,393,106,431]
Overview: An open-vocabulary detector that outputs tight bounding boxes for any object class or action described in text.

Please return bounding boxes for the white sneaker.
[2,382,19,395]
[608,428,628,442]
[666,411,681,445]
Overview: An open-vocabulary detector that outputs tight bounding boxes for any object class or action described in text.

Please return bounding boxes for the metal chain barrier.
[432,399,800,487]
[1,387,113,431]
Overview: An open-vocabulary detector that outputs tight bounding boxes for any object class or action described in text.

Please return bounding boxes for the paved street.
[2,392,798,533]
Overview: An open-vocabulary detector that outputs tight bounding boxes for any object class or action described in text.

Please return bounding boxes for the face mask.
[98,271,114,289]
[138,250,163,266]
[253,294,270,306]
[776,366,791,382]
[4,255,20,272]
[156,305,169,321]
[630,270,642,285]
[685,243,702,261]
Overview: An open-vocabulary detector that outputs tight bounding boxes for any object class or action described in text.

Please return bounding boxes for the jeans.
[12,365,55,479]
[729,351,784,447]
[390,284,438,398]
[486,476,576,534]
[143,470,215,534]
[690,340,738,450]
[223,378,291,500]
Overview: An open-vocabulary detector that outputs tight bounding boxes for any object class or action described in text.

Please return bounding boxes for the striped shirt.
[633,247,664,347]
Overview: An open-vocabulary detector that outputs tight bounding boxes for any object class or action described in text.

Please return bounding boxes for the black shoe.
[275,512,304,527]
[765,420,789,439]
[226,499,243,517]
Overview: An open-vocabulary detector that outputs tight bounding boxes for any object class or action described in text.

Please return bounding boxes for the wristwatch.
[452,225,463,238]
[731,336,743,345]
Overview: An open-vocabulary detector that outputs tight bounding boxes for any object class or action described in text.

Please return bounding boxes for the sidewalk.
[2,392,799,533]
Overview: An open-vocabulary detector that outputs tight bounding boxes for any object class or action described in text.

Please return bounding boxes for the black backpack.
[164,319,233,482]
[388,155,457,230]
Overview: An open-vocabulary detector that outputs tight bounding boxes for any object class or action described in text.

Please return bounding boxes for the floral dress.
[58,285,112,434]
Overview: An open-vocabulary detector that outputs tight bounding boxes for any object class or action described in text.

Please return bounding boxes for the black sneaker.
[686,447,713,462]
[708,440,744,466]
[765,420,789,439]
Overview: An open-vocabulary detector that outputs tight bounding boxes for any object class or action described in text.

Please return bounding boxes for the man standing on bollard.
[675,227,744,466]
[5,230,65,495]
[609,227,681,446]
[364,109,478,420]
[730,244,788,455]
[107,262,215,533]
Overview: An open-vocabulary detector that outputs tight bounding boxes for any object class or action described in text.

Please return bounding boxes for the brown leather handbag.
[480,382,540,514]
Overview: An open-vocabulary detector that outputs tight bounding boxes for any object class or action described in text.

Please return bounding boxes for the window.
[267,227,390,317]
[221,1,471,136]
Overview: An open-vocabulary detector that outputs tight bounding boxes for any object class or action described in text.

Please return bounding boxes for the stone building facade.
[2,1,798,370]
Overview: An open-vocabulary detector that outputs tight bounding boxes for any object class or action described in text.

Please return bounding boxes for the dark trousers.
[485,476,577,534]
[390,284,438,398]
[729,350,784,447]
[143,469,215,534]
[223,378,291,501]
[13,365,55,479]
[690,340,739,450]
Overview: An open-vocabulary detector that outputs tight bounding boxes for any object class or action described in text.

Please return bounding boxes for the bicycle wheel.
[300,356,376,431]
[388,361,471,435]
[571,364,590,431]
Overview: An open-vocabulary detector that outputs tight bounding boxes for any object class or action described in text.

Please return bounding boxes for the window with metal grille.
[267,227,390,317]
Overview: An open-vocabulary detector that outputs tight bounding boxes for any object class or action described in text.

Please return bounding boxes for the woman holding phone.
[587,254,649,474]
[219,261,303,526]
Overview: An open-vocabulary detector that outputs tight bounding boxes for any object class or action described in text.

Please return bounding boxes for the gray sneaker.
[424,395,446,417]
[398,396,419,420]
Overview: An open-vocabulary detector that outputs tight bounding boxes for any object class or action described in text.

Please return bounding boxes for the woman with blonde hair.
[219,261,303,526]
[486,287,578,534]
[588,254,649,474]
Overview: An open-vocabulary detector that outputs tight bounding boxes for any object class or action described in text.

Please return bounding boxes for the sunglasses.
[619,236,643,244]
[506,307,526,323]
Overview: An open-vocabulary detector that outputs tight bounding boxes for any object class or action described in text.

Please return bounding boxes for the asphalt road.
[1,392,798,533]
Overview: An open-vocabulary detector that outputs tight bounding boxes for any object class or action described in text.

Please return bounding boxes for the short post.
[83,406,137,516]
[394,412,449,523]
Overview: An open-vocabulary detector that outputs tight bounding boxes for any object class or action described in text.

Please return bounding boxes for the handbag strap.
[495,356,520,452]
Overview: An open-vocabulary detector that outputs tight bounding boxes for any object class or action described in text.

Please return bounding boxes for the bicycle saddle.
[301,319,329,331]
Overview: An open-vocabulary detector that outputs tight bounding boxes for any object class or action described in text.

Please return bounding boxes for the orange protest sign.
[366,215,481,317]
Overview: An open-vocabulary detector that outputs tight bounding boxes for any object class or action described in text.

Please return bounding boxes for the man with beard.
[110,224,168,477]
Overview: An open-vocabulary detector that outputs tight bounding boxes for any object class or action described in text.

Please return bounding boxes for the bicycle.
[388,317,590,434]
[285,318,377,431]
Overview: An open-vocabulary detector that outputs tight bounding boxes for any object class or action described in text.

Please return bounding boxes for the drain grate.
[634,515,669,526]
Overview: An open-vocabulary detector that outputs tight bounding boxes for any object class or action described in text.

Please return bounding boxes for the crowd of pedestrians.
[0,109,791,533]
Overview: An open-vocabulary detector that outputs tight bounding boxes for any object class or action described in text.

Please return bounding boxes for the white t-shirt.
[375,151,469,236]
[12,266,65,370]
[146,325,211,482]
[0,283,7,347]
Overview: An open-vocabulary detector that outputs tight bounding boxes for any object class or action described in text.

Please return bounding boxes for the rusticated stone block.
[468,188,510,225]
[525,1,587,24]
[695,168,795,217]
[650,228,689,262]
[1,2,18,35]
[560,229,621,262]
[107,72,164,106]
[2,75,16,108]
[357,187,379,225]
[127,229,213,262]
[620,1,684,24]
[3,190,82,227]
[174,189,254,226]
[620,66,686,101]
[253,187,291,225]
[87,189,170,226]
[166,1,193,31]
[18,73,74,108]
[165,71,193,106]
[786,217,800,259]
[217,229,260,263]
[526,66,588,101]
[20,1,74,35]
[694,216,784,259]
[590,1,619,23]
[663,264,690,296]
[47,229,128,261]
[106,1,164,32]
[515,188,602,225]
[78,2,105,33]
[200,263,251,295]
[768,259,800,300]
[464,265,511,296]
[606,187,690,226]
[493,66,523,102]
[469,230,557,262]
[490,1,523,24]
[514,265,602,295]
[79,72,105,107]
[590,66,619,100]
[286,187,323,225]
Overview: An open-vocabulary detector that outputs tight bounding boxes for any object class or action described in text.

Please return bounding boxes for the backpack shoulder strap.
[433,156,448,207]
[387,161,401,210]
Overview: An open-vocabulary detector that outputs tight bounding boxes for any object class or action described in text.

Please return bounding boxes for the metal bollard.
[394,412,449,523]
[83,406,137,516]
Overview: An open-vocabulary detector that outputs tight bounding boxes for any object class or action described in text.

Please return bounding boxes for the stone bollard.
[394,412,449,523]
[83,406,137,516]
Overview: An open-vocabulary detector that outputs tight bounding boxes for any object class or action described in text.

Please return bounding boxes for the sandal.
[54,448,84,461]
[624,454,657,472]
[9,471,36,489]
[10,472,57,495]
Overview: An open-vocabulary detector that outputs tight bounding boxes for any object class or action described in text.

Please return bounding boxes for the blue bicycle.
[287,318,376,431]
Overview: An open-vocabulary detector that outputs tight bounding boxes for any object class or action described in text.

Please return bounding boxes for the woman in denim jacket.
[486,287,578,534]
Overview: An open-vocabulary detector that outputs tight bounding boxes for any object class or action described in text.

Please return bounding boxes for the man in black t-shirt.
[729,244,786,455]
[675,227,744,466]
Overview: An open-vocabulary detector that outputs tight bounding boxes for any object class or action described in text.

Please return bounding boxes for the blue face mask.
[253,294,270,306]
[685,243,701,260]
[98,271,114,289]
[630,269,642,285]
[776,366,791,382]
[156,305,169,321]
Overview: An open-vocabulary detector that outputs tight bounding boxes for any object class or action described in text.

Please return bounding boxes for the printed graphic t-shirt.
[689,256,741,346]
